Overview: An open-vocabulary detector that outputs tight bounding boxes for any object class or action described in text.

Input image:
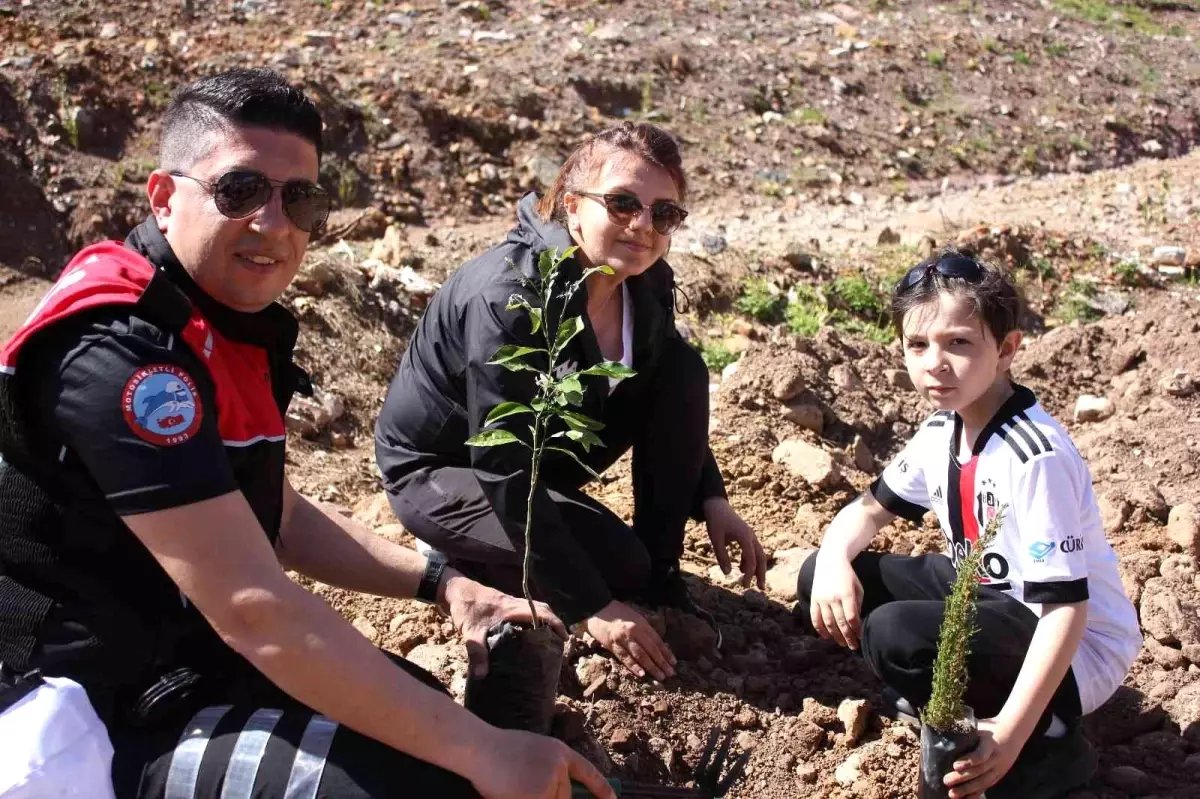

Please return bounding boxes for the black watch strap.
[416,551,448,604]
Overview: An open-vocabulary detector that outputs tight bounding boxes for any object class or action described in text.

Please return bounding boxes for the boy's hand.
[586,600,676,681]
[809,550,864,650]
[703,497,767,589]
[943,718,1024,798]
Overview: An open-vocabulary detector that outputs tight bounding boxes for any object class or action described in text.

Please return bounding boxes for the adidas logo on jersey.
[931,486,944,503]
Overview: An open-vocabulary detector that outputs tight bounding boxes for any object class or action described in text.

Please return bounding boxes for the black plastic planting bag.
[464,622,564,734]
[919,710,979,799]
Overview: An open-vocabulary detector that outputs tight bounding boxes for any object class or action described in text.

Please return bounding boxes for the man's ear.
[997,329,1023,371]
[146,170,177,232]
[563,192,581,233]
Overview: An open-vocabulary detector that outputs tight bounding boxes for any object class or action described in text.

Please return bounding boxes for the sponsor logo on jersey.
[121,364,203,446]
[1029,540,1057,561]
[1061,535,1085,554]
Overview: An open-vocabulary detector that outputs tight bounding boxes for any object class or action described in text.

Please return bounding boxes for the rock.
[771,369,806,402]
[793,503,825,539]
[652,698,669,717]
[733,706,759,729]
[1140,577,1199,647]
[794,720,825,756]
[1145,637,1187,669]
[1169,683,1200,737]
[351,616,379,643]
[851,435,875,472]
[1160,369,1198,398]
[374,524,408,546]
[1184,643,1200,665]
[1105,765,1149,793]
[877,227,901,246]
[1168,504,1199,555]
[1108,341,1145,375]
[302,30,336,46]
[1127,483,1170,522]
[1074,395,1114,423]
[782,242,816,270]
[835,753,863,786]
[781,401,824,433]
[552,706,587,742]
[772,439,842,490]
[295,260,338,296]
[1099,492,1133,536]
[796,762,818,783]
[801,697,838,727]
[830,364,863,391]
[368,224,412,267]
[765,548,810,602]
[1119,551,1162,606]
[701,233,727,256]
[662,607,718,659]
[837,698,870,745]
[406,642,456,676]
[369,264,439,303]
[735,731,757,752]
[575,655,608,688]
[777,752,796,771]
[1152,246,1187,266]
[884,368,913,390]
[724,334,752,356]
[1141,139,1163,155]
[721,360,740,383]
[353,492,396,529]
[98,22,120,39]
[610,728,636,752]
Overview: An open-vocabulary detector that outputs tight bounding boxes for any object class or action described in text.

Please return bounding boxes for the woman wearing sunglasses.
[377,122,766,681]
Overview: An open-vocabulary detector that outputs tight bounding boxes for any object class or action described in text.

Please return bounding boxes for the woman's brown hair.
[535,122,688,223]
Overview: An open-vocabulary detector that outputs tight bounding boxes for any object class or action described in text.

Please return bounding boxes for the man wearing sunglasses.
[0,68,612,799]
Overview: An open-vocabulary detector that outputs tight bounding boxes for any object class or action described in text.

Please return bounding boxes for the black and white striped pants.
[108,659,483,799]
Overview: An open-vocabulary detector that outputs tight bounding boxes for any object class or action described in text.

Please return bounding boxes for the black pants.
[109,656,481,798]
[796,552,1082,736]
[388,337,712,623]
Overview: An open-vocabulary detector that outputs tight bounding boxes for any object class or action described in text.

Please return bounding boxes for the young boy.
[795,251,1141,799]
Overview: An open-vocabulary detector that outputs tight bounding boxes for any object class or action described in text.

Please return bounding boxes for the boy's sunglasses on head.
[576,191,688,236]
[170,170,331,234]
[897,254,984,294]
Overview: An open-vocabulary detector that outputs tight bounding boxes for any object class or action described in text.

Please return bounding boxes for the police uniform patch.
[121,364,203,446]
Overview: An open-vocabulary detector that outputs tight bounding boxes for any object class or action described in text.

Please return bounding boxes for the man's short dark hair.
[890,249,1024,344]
[160,68,323,170]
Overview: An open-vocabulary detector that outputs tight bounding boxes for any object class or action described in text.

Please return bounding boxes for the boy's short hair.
[160,68,323,171]
[890,248,1024,344]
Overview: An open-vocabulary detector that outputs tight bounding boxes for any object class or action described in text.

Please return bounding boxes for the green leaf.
[466,429,526,448]
[528,307,543,334]
[556,409,605,431]
[505,294,532,313]
[579,361,636,380]
[545,445,601,479]
[488,345,547,371]
[538,248,557,282]
[565,428,605,452]
[484,402,534,426]
[554,315,585,354]
[580,265,616,281]
[557,374,583,396]
[562,391,584,407]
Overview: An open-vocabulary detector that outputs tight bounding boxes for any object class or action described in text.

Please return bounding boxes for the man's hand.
[703,497,766,589]
[469,727,615,799]
[943,718,1024,799]
[809,549,864,650]
[585,600,676,681]
[442,571,566,679]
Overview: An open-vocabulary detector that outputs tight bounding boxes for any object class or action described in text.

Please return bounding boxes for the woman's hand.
[585,600,676,681]
[809,549,864,650]
[442,571,565,678]
[703,498,766,589]
[943,718,1025,799]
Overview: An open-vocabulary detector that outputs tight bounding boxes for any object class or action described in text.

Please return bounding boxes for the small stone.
[793,503,824,538]
[1105,765,1149,793]
[721,360,740,383]
[1160,369,1197,398]
[610,728,636,752]
[733,706,759,729]
[351,616,379,643]
[771,369,806,402]
[772,439,842,489]
[98,22,120,39]
[851,435,875,472]
[1141,139,1163,154]
[701,233,727,256]
[765,547,810,602]
[1145,638,1187,669]
[1099,492,1132,535]
[877,227,901,246]
[837,698,871,745]
[884,368,913,390]
[575,655,607,688]
[830,363,863,391]
[795,763,818,783]
[368,224,412,267]
[302,30,336,46]
[781,401,824,433]
[835,753,863,785]
[735,731,757,751]
[652,699,670,716]
[886,743,903,758]
[1152,246,1187,266]
[794,720,825,756]
[777,752,796,770]
[1074,395,1115,423]
[1168,504,1199,555]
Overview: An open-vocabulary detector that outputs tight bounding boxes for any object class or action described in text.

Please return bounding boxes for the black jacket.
[375,193,725,609]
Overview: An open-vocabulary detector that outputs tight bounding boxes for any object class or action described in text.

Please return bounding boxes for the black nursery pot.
[919,708,979,799]
[463,621,564,734]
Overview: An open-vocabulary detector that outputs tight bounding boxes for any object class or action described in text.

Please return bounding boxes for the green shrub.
[829,276,887,322]
[700,341,738,372]
[1057,279,1101,322]
[927,49,947,68]
[735,278,787,323]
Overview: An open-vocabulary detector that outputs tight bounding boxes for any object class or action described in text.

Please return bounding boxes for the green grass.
[1057,279,1101,322]
[1012,51,1033,66]
[1113,261,1140,287]
[1029,256,1057,281]
[785,286,825,337]
[982,38,1001,54]
[833,313,894,344]
[794,107,826,125]
[927,49,947,68]
[699,341,738,372]
[1045,42,1069,58]
[1052,0,1166,34]
[735,278,787,323]
[829,276,888,321]
[1069,135,1092,154]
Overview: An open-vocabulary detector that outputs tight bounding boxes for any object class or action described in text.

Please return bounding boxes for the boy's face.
[901,292,1021,414]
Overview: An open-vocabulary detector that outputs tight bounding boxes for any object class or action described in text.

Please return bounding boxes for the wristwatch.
[416,550,448,604]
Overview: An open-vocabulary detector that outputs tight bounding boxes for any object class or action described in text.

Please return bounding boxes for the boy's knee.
[860,603,935,679]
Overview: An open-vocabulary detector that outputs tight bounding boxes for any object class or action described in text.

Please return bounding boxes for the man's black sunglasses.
[170,170,331,234]
[896,253,984,294]
[576,191,688,236]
